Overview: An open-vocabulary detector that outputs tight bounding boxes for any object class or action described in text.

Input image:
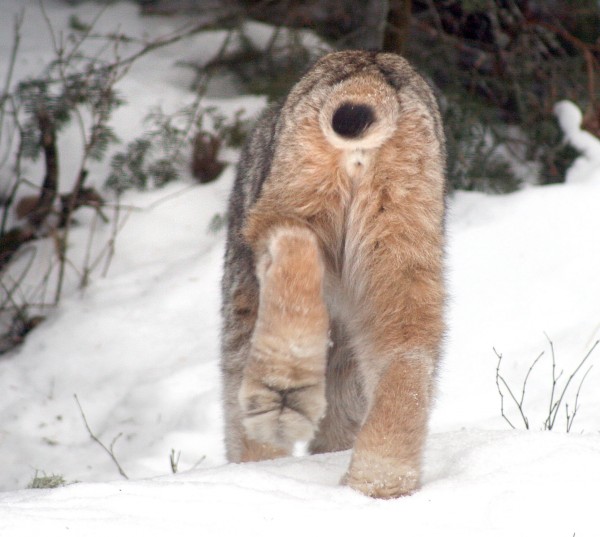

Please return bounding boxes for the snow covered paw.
[239,376,326,448]
[343,451,420,499]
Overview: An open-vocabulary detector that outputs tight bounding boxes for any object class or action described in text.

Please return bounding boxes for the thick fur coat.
[220,50,446,499]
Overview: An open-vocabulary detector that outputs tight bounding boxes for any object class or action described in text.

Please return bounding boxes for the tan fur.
[221,51,446,498]
[239,227,329,451]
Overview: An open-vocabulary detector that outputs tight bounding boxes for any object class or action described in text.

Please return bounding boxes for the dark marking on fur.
[332,102,375,138]
[245,384,317,422]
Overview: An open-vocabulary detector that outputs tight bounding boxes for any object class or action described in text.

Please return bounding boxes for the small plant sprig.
[74,394,129,480]
[494,335,598,432]
[169,449,206,474]
[27,471,67,489]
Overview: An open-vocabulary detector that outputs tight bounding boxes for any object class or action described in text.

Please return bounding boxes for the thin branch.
[0,246,37,320]
[63,3,111,67]
[53,169,89,303]
[0,10,24,147]
[566,365,593,433]
[189,455,207,471]
[0,15,25,237]
[100,200,131,278]
[38,0,60,58]
[494,348,516,429]
[547,340,599,430]
[93,11,240,84]
[74,394,128,480]
[519,350,545,411]
[80,208,100,290]
[545,334,558,430]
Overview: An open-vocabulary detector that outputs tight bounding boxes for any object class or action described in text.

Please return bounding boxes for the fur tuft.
[318,74,400,151]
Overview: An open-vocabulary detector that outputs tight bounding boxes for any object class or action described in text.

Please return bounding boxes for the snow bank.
[2,431,598,537]
[1,2,599,536]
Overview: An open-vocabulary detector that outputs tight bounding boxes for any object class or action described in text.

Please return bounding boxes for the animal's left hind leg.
[239,227,329,452]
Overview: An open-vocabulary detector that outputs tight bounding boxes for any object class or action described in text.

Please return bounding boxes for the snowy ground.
[1,2,599,536]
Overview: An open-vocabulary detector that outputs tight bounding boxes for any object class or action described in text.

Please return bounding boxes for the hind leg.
[238,227,329,452]
[341,273,443,499]
[309,320,366,454]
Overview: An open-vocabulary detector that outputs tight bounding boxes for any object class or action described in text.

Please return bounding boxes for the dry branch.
[74,394,129,480]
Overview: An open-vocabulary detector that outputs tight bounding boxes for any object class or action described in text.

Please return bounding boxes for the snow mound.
[1,2,600,536]
[1,431,598,537]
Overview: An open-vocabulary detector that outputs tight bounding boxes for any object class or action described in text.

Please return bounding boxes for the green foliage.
[27,472,67,489]
[407,0,594,192]
[106,107,188,193]
[212,109,251,149]
[192,2,591,193]
[200,26,319,102]
[239,32,313,102]
[0,10,144,351]
[106,138,153,193]
[106,104,250,193]
[443,99,521,193]
[1,5,257,352]
[14,57,123,165]
[530,116,582,185]
[68,14,92,33]
[102,1,595,194]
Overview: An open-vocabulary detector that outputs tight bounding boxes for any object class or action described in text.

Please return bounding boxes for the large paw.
[239,376,326,448]
[342,451,420,499]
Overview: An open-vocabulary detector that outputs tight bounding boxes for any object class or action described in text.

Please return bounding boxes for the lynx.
[220,50,446,499]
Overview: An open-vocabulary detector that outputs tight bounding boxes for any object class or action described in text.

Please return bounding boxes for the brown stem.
[384,0,412,54]
[29,110,58,229]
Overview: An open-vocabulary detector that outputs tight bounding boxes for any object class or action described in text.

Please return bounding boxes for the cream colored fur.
[221,51,446,498]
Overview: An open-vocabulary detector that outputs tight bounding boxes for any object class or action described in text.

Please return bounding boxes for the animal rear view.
[221,50,446,499]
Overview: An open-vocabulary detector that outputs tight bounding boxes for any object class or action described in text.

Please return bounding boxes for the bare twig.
[495,337,599,432]
[169,449,206,474]
[63,3,110,67]
[494,348,516,429]
[74,394,128,480]
[0,246,37,317]
[0,10,24,151]
[566,364,593,433]
[494,347,543,430]
[545,339,599,430]
[190,455,206,471]
[100,199,131,278]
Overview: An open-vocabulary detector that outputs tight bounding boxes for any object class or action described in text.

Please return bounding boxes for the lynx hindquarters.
[220,50,446,498]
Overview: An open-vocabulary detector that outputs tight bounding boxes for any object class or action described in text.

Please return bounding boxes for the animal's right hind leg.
[239,227,329,452]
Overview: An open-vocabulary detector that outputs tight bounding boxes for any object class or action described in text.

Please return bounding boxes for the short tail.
[331,103,375,139]
[319,75,399,150]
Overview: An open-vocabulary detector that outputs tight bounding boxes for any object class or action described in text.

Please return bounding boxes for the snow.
[1,1,600,536]
[554,100,600,186]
